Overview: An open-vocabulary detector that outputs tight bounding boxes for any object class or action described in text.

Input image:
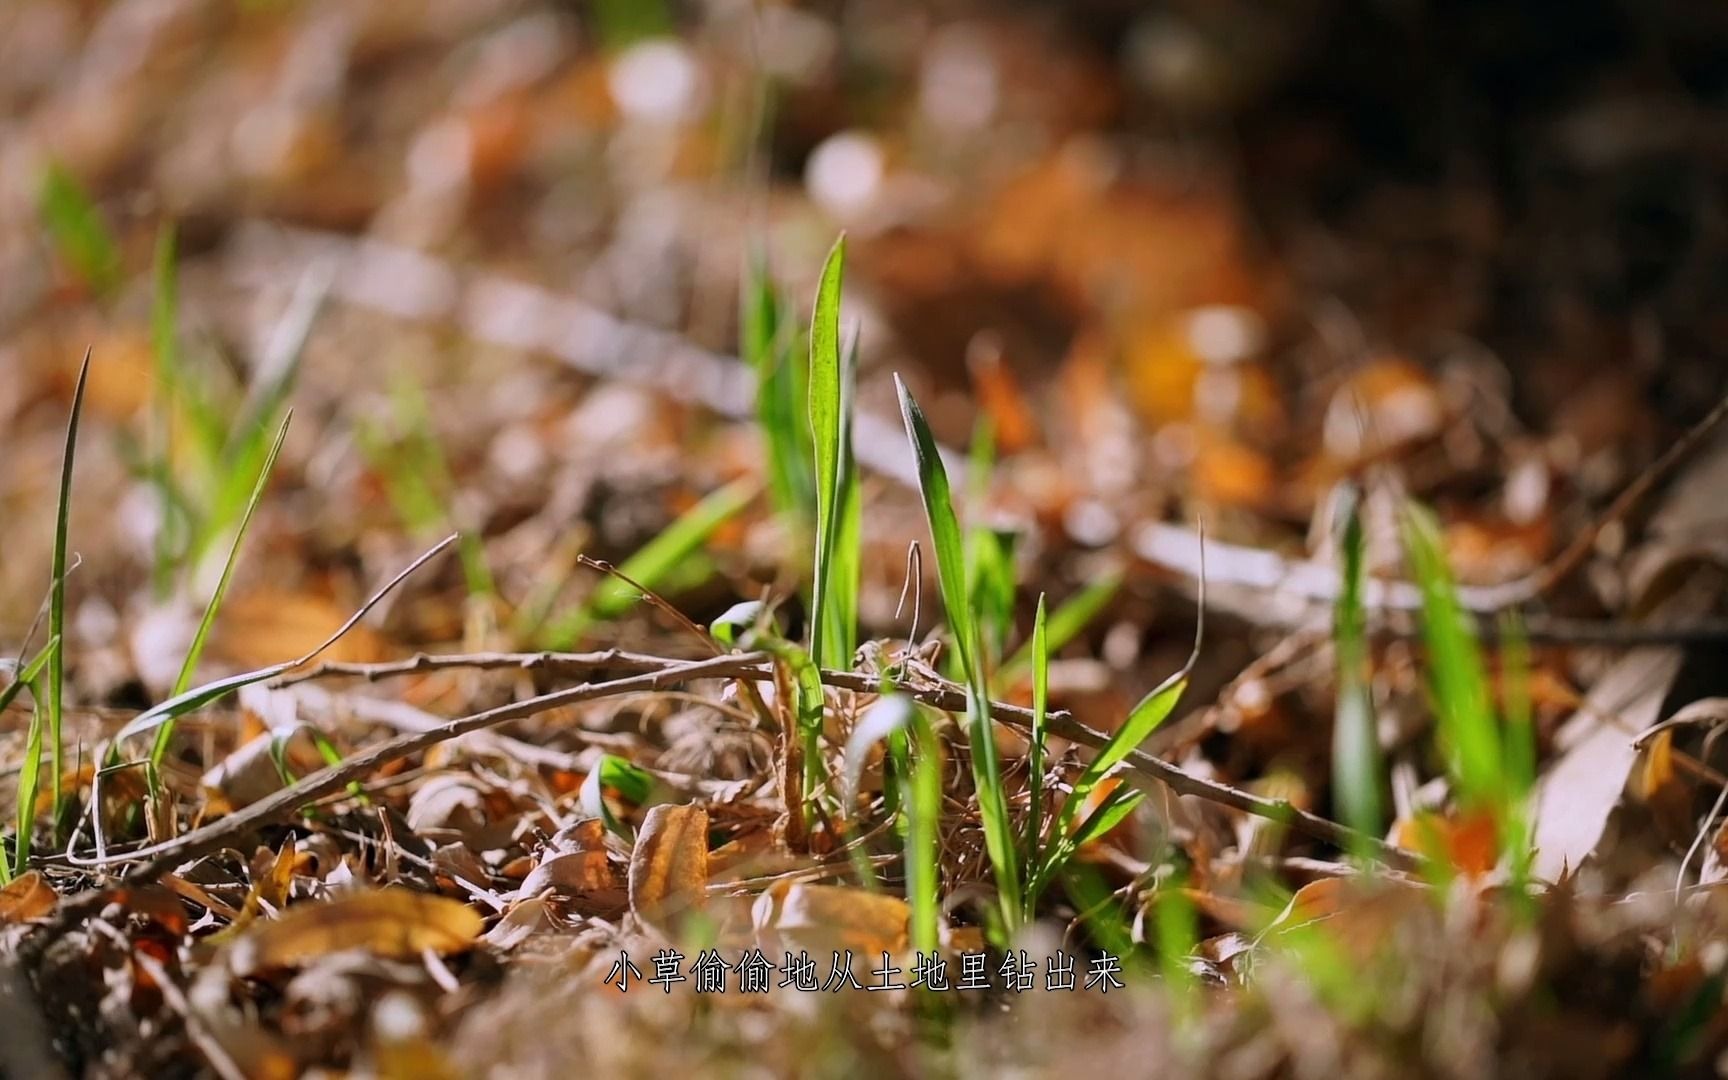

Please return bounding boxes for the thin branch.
[267,647,1417,870]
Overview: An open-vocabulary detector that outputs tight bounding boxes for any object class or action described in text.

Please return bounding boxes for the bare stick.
[268,647,1414,869]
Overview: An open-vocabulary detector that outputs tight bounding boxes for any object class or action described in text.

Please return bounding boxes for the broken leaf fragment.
[228,889,483,975]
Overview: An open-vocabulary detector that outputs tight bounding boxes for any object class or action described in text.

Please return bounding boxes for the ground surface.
[3,1,1728,1077]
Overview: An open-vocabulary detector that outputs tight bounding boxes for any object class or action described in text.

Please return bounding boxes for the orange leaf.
[229,889,483,975]
[751,881,909,958]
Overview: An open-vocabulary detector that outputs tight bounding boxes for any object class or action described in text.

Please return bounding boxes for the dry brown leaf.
[628,803,709,937]
[751,881,909,957]
[229,889,484,975]
[0,871,58,923]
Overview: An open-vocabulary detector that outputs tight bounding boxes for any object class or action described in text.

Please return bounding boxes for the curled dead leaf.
[751,880,909,957]
[228,889,483,975]
[628,803,708,937]
[0,871,58,923]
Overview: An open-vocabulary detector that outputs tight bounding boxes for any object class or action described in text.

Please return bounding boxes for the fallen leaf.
[0,871,58,923]
[228,889,484,975]
[751,880,909,957]
[627,804,708,937]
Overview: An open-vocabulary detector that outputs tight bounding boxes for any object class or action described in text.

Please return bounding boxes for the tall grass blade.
[150,413,292,766]
[48,352,90,827]
[38,163,120,297]
[1332,487,1384,842]
[894,374,1021,929]
[823,332,862,670]
[893,376,975,672]
[807,236,850,670]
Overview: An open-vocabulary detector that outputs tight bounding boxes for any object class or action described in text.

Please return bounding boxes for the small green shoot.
[1032,583,1202,903]
[1400,503,1538,875]
[1400,506,1500,810]
[1025,595,1049,866]
[895,374,1022,933]
[38,163,121,297]
[3,637,60,882]
[1331,486,1384,844]
[539,478,758,648]
[581,753,654,840]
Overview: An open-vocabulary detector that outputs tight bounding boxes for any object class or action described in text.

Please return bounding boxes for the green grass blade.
[906,710,942,954]
[1332,488,1384,842]
[893,375,975,673]
[0,638,59,719]
[15,697,45,879]
[742,255,813,521]
[1153,872,1199,998]
[807,235,849,670]
[895,374,1021,928]
[38,163,120,297]
[541,478,758,648]
[1025,594,1049,867]
[1065,861,1137,960]
[1043,592,1201,885]
[48,353,89,828]
[581,753,654,840]
[999,571,1120,687]
[1066,783,1144,850]
[1500,612,1536,800]
[1499,611,1537,904]
[1400,504,1498,809]
[2,638,59,883]
[967,526,1018,667]
[150,412,292,766]
[821,331,862,670]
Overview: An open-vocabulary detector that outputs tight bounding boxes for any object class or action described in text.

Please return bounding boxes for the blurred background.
[2,0,1727,708]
